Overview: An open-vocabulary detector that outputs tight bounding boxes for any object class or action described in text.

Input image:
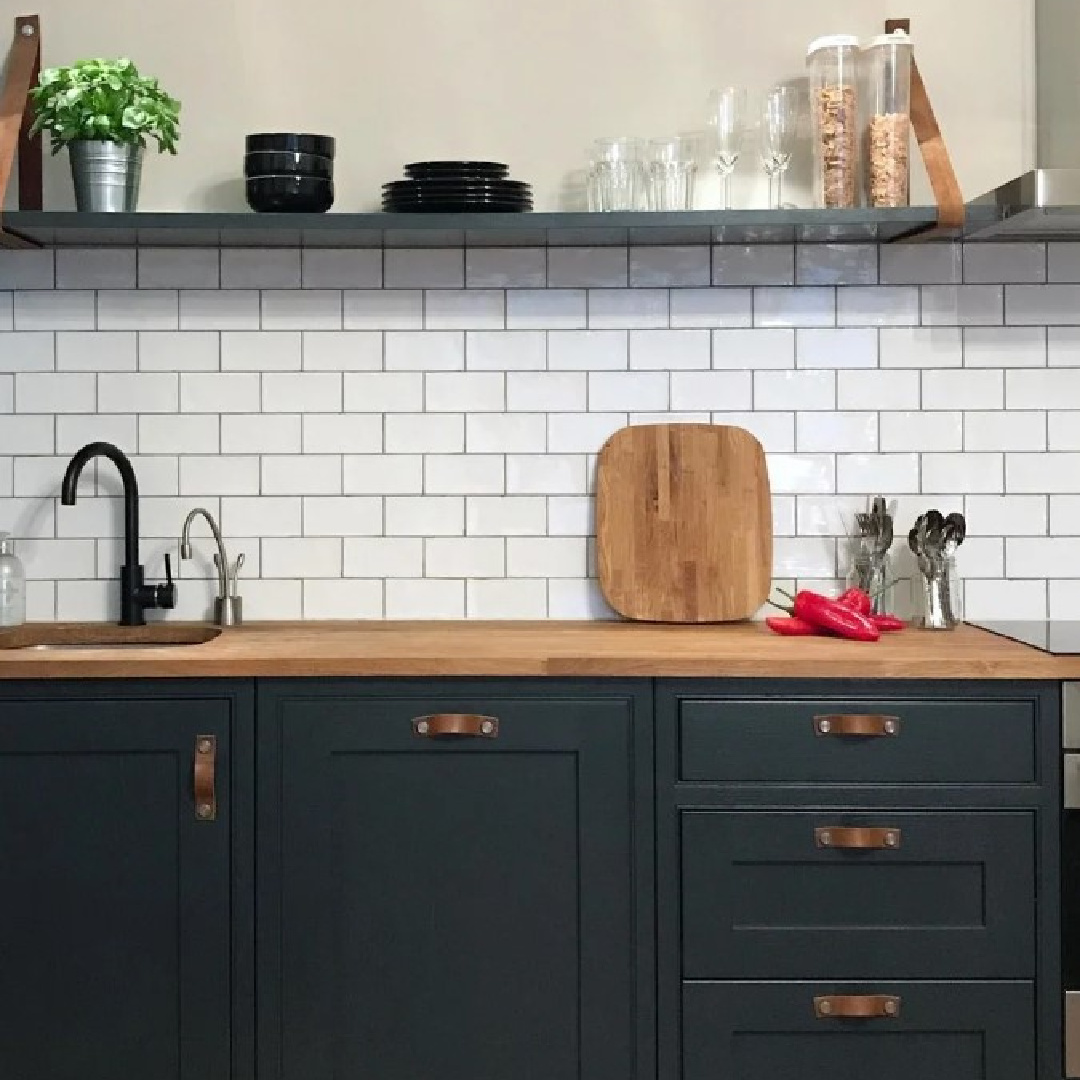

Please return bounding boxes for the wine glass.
[759,86,799,210]
[708,87,746,210]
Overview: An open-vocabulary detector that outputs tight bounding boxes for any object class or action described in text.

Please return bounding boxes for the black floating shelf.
[0,207,992,249]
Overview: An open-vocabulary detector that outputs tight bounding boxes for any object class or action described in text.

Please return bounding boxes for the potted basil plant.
[29,58,180,212]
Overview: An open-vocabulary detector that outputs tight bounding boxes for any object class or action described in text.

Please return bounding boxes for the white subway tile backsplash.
[922,452,1004,493]
[589,371,668,411]
[16,372,95,413]
[182,455,261,495]
[796,245,877,286]
[263,537,342,578]
[20,538,97,580]
[507,537,586,577]
[99,372,178,413]
[754,287,835,328]
[344,455,423,494]
[221,496,302,537]
[1006,537,1080,578]
[180,290,260,330]
[344,289,423,329]
[98,290,179,330]
[629,246,710,288]
[796,495,867,537]
[1049,327,1080,366]
[221,249,301,289]
[548,248,627,287]
[1049,413,1080,451]
[1007,284,1080,325]
[548,329,626,369]
[711,412,795,452]
[965,411,1046,452]
[56,249,135,290]
[57,331,136,371]
[468,413,547,452]
[426,537,505,577]
[385,579,464,618]
[1007,453,1080,493]
[796,328,877,368]
[302,414,381,454]
[836,453,919,493]
[465,248,546,288]
[756,370,835,411]
[966,495,1048,536]
[386,495,464,536]
[964,326,1045,367]
[923,285,1003,326]
[713,245,794,286]
[773,537,838,578]
[548,495,594,536]
[263,371,342,413]
[425,289,505,330]
[385,414,465,453]
[507,372,584,412]
[14,291,94,330]
[1,332,54,372]
[629,328,709,369]
[964,243,1046,284]
[141,414,220,455]
[237,579,303,620]
[385,330,465,370]
[669,288,752,328]
[838,287,919,327]
[139,331,219,371]
[796,412,877,453]
[878,410,963,452]
[261,290,341,330]
[344,372,422,412]
[1051,496,1080,535]
[0,250,54,289]
[301,248,382,289]
[58,414,136,454]
[712,328,794,369]
[467,578,547,618]
[879,327,963,368]
[466,330,545,370]
[261,454,342,495]
[139,248,219,289]
[303,578,383,618]
[344,537,423,577]
[547,412,626,453]
[222,331,301,371]
[547,577,615,619]
[103,455,178,497]
[0,292,12,330]
[384,249,463,288]
[588,288,668,329]
[671,372,751,411]
[181,372,260,413]
[1007,368,1080,409]
[467,495,546,535]
[1048,244,1080,283]
[302,330,382,371]
[922,369,1003,410]
[879,244,961,285]
[222,414,302,455]
[506,454,587,495]
[425,454,504,495]
[766,453,834,494]
[0,375,10,412]
[427,372,504,412]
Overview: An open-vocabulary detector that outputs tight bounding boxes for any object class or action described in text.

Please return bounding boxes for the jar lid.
[865,29,913,49]
[806,34,860,57]
[0,533,11,555]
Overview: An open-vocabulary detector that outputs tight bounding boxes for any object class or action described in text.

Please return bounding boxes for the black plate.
[246,132,335,157]
[384,191,532,204]
[245,150,333,180]
[404,160,508,179]
[384,178,530,191]
[383,203,531,214]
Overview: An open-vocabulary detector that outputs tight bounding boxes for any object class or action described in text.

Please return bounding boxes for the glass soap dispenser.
[0,532,26,627]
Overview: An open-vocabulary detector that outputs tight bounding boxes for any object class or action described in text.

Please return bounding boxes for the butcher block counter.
[0,619,1067,679]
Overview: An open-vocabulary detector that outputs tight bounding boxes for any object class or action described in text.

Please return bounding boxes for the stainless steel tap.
[180,507,242,626]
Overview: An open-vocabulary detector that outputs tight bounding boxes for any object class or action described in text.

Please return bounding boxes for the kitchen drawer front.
[678,696,1037,784]
[682,980,1034,1080]
[682,811,1034,979]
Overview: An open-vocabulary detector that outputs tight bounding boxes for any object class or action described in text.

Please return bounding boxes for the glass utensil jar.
[807,34,860,208]
[645,137,696,211]
[846,550,894,616]
[588,137,645,212]
[864,30,913,207]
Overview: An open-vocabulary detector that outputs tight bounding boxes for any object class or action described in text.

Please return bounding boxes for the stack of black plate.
[383,161,532,213]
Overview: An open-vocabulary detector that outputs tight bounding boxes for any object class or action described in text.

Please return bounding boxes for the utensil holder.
[848,551,893,615]
[916,557,961,630]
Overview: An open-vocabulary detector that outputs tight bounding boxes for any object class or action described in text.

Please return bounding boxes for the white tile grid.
[5,242,1080,622]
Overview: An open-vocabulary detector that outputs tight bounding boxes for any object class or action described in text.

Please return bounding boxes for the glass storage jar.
[863,29,913,206]
[807,34,860,208]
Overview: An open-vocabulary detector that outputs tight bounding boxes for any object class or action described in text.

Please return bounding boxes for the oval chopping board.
[596,423,773,623]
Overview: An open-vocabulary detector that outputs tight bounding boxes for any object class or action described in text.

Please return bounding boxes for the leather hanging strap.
[0,15,42,246]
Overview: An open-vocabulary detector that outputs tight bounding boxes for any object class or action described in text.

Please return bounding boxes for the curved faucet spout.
[61,441,140,572]
[180,507,230,600]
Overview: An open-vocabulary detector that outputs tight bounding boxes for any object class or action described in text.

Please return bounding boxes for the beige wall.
[3,0,1034,212]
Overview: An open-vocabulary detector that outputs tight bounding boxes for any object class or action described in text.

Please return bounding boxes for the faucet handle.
[155,552,177,610]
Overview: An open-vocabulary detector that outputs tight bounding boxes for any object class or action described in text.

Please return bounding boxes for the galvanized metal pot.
[68,140,143,212]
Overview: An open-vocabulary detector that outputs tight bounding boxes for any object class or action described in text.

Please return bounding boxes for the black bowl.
[246,132,336,158]
[404,160,508,179]
[247,175,334,213]
[245,150,333,180]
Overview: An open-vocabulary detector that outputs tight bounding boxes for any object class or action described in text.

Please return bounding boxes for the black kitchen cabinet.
[256,679,654,1080]
[0,679,255,1080]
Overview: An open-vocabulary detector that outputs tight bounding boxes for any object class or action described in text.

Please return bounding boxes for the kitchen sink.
[0,625,222,651]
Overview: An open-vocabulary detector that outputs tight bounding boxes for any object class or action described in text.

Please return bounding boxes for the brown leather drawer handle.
[814,714,900,737]
[412,714,499,738]
[194,735,217,822]
[814,994,901,1020]
[815,826,901,850]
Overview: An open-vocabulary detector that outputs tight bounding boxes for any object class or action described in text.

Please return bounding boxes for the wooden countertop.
[0,620,1069,679]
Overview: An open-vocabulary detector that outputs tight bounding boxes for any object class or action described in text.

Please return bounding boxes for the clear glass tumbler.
[588,137,645,212]
[645,137,696,211]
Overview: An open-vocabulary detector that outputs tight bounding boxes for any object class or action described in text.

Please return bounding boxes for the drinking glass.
[708,87,746,210]
[588,137,645,212]
[759,86,799,210]
[645,137,696,211]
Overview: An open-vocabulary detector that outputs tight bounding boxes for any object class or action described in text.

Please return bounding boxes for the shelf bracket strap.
[0,14,42,248]
[886,16,965,235]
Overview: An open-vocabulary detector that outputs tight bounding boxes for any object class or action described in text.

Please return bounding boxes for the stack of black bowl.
[383,161,532,213]
[245,133,336,213]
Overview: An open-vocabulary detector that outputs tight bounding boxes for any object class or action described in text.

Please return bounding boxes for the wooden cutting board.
[596,424,773,623]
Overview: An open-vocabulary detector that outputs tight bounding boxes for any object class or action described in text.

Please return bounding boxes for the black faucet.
[61,442,176,626]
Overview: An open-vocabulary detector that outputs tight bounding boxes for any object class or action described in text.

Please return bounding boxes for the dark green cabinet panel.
[682,981,1035,1080]
[681,810,1035,979]
[0,681,250,1080]
[257,680,652,1080]
[679,696,1037,784]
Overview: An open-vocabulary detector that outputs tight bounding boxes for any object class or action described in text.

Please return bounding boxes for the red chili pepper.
[766,615,820,636]
[871,614,905,632]
[837,587,873,616]
[790,590,880,642]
